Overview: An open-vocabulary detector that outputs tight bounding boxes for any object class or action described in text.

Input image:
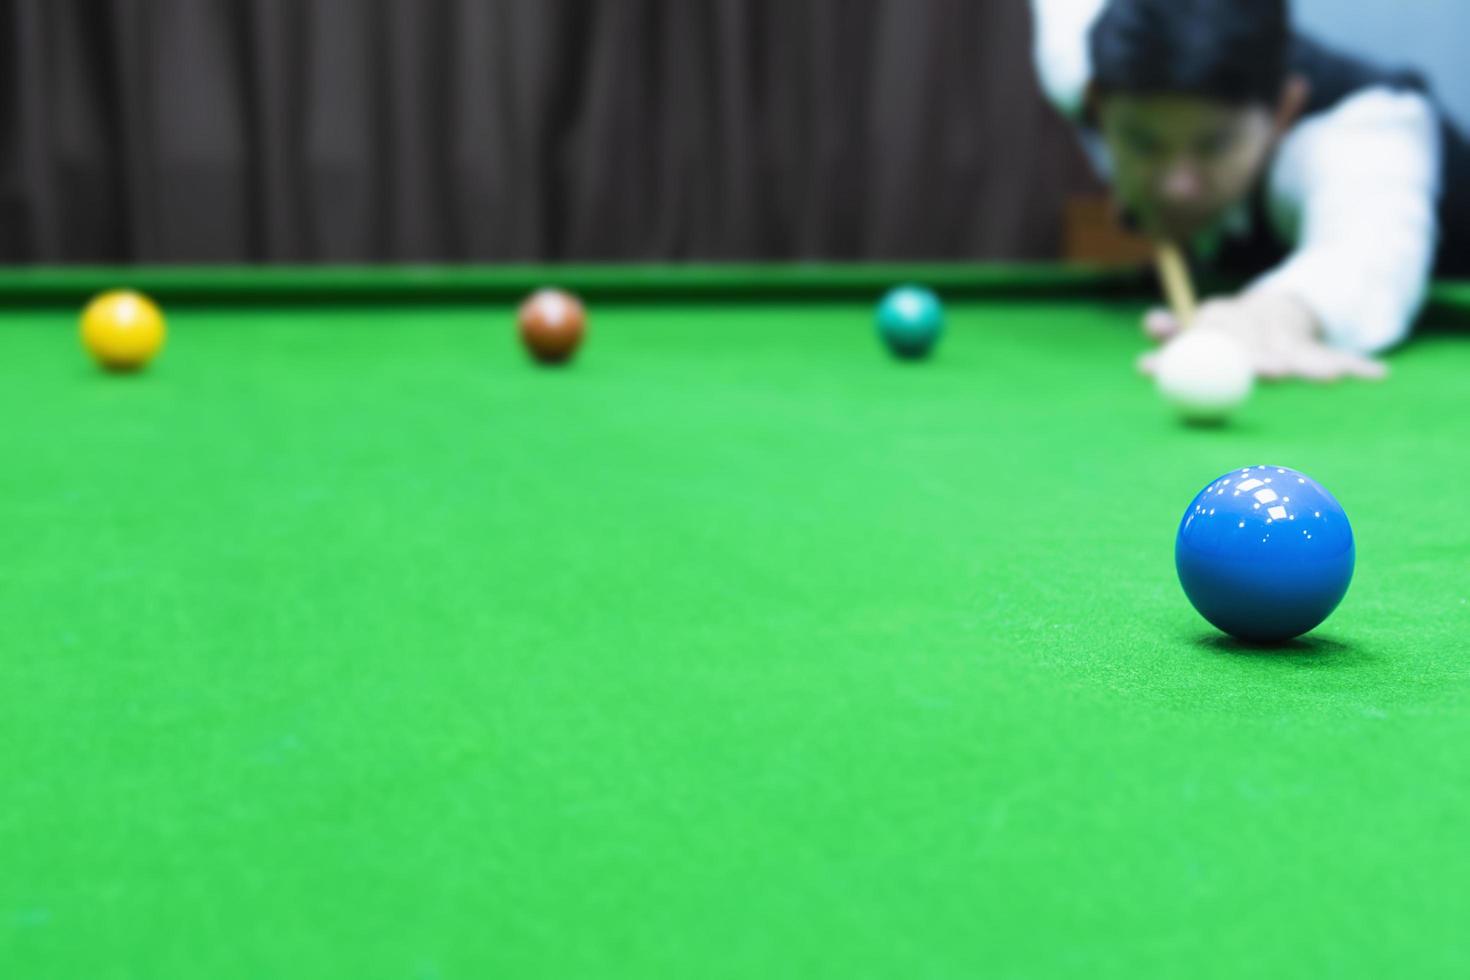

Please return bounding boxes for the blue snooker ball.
[876,285,944,359]
[1175,466,1355,643]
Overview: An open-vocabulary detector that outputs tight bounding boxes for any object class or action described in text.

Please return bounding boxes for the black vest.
[1215,34,1470,277]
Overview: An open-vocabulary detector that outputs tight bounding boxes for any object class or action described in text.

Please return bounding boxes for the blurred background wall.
[0,0,1462,264]
[1295,0,1470,129]
[0,0,1097,263]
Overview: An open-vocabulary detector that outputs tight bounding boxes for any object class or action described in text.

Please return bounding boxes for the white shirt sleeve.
[1029,0,1107,119]
[1252,88,1443,353]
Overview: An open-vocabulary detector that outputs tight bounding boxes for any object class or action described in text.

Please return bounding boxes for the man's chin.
[1157,213,1219,243]
[1122,206,1216,243]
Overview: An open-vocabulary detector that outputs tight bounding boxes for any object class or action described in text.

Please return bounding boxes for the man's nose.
[1159,163,1204,203]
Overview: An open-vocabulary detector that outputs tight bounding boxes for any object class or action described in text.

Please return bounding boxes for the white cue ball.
[1154,329,1254,423]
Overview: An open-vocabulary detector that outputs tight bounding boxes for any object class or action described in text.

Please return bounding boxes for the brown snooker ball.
[517,288,587,364]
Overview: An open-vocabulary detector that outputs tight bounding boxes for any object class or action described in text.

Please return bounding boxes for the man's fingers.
[1334,350,1389,380]
[1143,308,1181,342]
[1290,352,1340,382]
[1253,350,1291,380]
[1276,347,1390,383]
[1138,291,1390,384]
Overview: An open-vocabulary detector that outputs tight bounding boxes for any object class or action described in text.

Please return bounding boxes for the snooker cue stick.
[1154,241,1197,328]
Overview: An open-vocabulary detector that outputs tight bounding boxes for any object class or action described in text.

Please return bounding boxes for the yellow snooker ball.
[80,290,166,371]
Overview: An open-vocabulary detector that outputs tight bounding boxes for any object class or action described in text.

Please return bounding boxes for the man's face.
[1097,95,1278,242]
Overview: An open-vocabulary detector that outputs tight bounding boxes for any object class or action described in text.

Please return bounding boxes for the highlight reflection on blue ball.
[1175,466,1355,643]
[876,285,944,359]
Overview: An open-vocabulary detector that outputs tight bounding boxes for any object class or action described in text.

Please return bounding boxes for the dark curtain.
[0,0,1097,263]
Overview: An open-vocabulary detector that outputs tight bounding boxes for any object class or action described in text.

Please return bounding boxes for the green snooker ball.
[876,285,944,359]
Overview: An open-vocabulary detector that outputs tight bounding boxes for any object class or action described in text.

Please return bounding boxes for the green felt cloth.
[3,273,1470,978]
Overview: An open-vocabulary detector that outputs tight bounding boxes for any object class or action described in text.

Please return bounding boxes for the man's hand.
[1138,291,1388,381]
